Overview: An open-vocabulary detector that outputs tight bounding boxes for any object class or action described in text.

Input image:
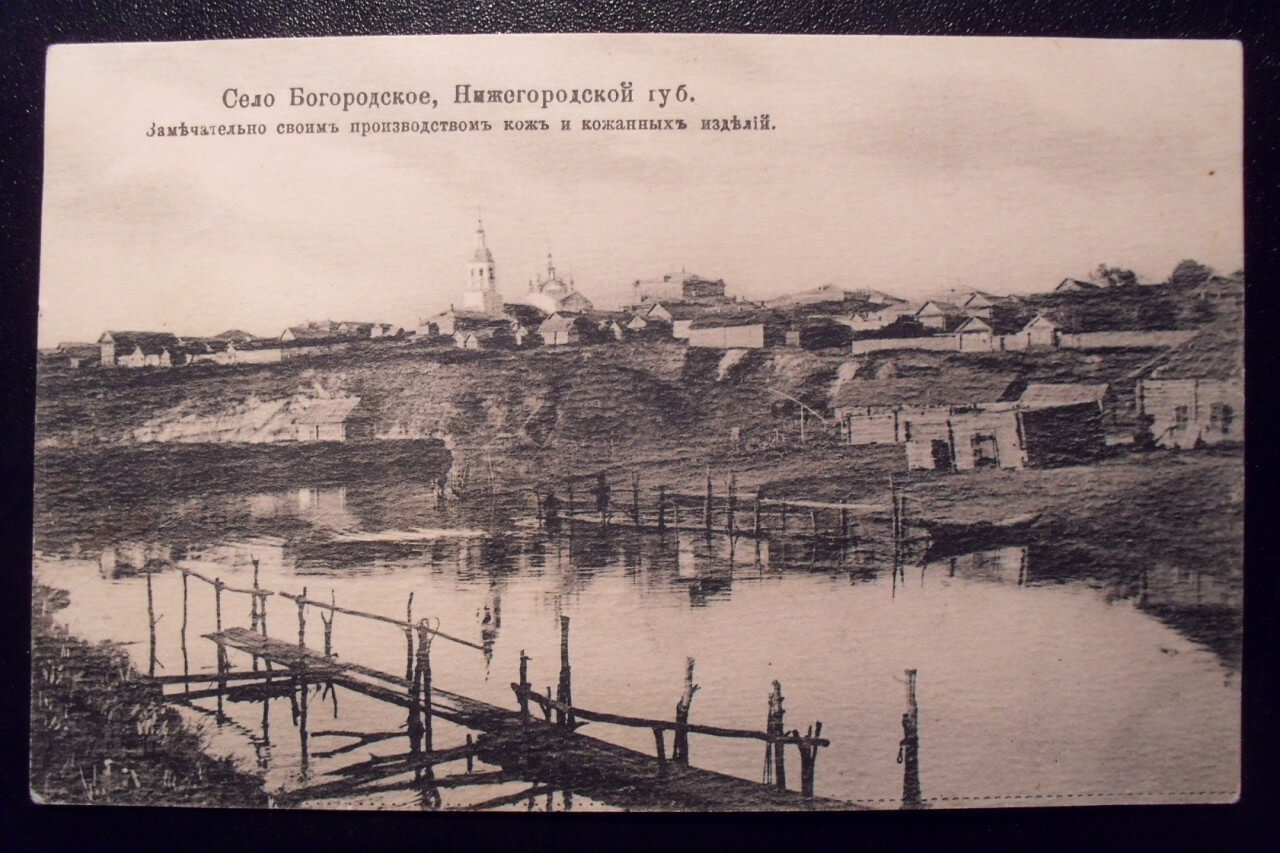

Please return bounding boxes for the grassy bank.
[29,584,266,806]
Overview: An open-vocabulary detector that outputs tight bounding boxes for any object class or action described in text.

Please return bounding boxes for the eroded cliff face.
[36,341,853,462]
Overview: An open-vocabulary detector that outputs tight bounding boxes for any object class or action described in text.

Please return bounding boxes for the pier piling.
[556,616,573,728]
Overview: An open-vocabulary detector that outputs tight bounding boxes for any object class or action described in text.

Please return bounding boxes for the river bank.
[29,584,267,806]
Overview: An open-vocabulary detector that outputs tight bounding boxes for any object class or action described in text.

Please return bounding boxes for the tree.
[1090,264,1138,288]
[1169,259,1214,288]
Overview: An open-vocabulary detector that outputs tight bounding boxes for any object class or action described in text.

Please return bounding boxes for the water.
[33,478,1241,810]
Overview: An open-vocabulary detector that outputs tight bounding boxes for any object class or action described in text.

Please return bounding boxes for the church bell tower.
[462,220,503,315]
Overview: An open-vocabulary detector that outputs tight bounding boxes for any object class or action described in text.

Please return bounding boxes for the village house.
[959,291,1008,320]
[1135,319,1243,449]
[290,396,375,442]
[537,312,594,346]
[97,331,184,368]
[783,317,854,350]
[686,310,788,349]
[631,271,730,306]
[913,301,967,331]
[55,342,100,368]
[638,302,716,340]
[833,365,1106,472]
[454,324,515,350]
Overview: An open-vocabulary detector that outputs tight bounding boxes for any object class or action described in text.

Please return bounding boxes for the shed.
[291,397,374,442]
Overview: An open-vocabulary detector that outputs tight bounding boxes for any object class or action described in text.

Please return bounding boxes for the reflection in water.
[34,477,1241,810]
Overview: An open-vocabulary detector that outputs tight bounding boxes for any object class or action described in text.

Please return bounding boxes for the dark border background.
[2,2,1275,849]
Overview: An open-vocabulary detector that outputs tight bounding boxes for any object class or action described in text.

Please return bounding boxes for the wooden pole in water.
[800,722,823,798]
[652,726,668,778]
[657,485,667,532]
[674,657,697,766]
[296,586,307,651]
[767,681,787,790]
[557,616,573,727]
[214,578,223,635]
[900,668,922,808]
[416,620,434,753]
[146,570,157,678]
[704,468,713,532]
[405,593,415,684]
[180,570,189,693]
[754,497,762,537]
[518,649,530,722]
[726,473,737,535]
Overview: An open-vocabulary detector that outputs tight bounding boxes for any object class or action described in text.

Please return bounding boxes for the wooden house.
[537,312,591,346]
[1136,319,1243,449]
[97,331,183,368]
[290,396,374,442]
[913,301,965,331]
[686,310,787,349]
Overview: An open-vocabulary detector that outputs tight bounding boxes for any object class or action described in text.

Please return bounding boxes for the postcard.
[31,34,1243,811]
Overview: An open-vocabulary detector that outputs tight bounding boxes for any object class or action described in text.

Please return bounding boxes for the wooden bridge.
[145,564,890,811]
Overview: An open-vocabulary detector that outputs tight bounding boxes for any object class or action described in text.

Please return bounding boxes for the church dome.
[473,245,493,263]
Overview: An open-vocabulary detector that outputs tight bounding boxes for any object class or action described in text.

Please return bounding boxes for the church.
[518,254,594,315]
[460,220,504,315]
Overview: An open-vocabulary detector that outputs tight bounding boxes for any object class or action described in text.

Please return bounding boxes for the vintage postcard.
[31,34,1243,811]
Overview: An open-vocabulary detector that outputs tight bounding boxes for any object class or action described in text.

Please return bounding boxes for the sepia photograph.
[29,34,1244,812]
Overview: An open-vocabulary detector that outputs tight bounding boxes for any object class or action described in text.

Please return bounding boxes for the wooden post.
[704,468,713,532]
[180,570,189,693]
[415,620,434,753]
[405,593,415,684]
[810,509,818,537]
[146,570,157,678]
[632,472,641,525]
[556,616,573,727]
[726,473,737,535]
[657,485,667,532]
[465,734,474,773]
[780,500,788,533]
[294,586,307,651]
[322,590,335,658]
[900,668,922,808]
[767,681,787,790]
[674,657,698,766]
[800,722,823,798]
[214,578,223,634]
[652,727,668,778]
[258,590,269,638]
[518,649,531,721]
[754,497,762,536]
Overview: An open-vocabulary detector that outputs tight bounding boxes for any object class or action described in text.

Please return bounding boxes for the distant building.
[461,221,505,315]
[537,312,592,346]
[832,367,1106,471]
[913,301,966,331]
[640,302,715,339]
[1136,319,1243,449]
[520,254,594,315]
[686,310,787,349]
[97,331,183,368]
[291,397,375,442]
[632,272,728,305]
[56,342,99,368]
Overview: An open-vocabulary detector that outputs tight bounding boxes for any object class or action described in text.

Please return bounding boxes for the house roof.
[502,303,549,326]
[537,312,586,334]
[955,316,992,334]
[100,331,182,355]
[292,397,366,425]
[1018,383,1109,410]
[915,300,963,316]
[213,329,256,342]
[1055,278,1101,292]
[832,366,1020,410]
[647,302,714,321]
[1145,318,1243,381]
[58,343,100,359]
[688,309,786,330]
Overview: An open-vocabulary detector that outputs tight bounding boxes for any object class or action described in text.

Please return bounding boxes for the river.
[32,475,1241,810]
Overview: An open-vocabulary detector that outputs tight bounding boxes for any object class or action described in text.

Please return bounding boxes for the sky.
[38,35,1243,346]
